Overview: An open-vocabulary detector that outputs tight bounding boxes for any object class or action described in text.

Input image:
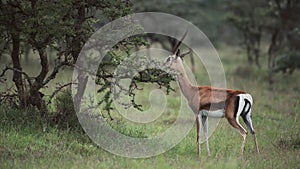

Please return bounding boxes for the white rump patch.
[200,109,225,118]
[235,93,253,133]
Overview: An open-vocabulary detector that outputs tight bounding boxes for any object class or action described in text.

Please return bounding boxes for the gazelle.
[163,32,259,157]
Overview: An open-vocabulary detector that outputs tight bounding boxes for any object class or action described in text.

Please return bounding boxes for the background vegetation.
[0,0,299,168]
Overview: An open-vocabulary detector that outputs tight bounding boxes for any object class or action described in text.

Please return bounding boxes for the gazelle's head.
[163,31,190,71]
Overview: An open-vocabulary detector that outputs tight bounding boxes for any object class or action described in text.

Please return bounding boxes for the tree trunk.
[243,33,253,65]
[268,29,279,85]
[26,47,47,117]
[254,34,261,69]
[254,48,260,69]
[253,30,262,69]
[74,71,88,112]
[11,32,27,108]
[72,3,88,112]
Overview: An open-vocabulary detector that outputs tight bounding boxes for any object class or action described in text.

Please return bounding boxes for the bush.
[52,88,81,131]
[275,52,300,74]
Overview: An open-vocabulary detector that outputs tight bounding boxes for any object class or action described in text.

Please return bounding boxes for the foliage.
[0,0,120,112]
[133,0,225,43]
[0,0,178,125]
[275,52,300,74]
[225,0,300,84]
[225,0,267,68]
[52,88,80,130]
[96,49,175,118]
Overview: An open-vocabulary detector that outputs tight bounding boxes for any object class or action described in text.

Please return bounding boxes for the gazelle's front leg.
[202,115,211,156]
[196,114,202,158]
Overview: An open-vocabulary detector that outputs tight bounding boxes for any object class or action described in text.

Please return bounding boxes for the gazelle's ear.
[176,49,180,58]
[179,51,191,59]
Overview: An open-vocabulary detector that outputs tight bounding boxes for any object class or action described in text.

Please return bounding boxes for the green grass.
[1,45,300,168]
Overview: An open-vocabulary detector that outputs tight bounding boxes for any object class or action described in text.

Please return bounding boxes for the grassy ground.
[0,45,300,168]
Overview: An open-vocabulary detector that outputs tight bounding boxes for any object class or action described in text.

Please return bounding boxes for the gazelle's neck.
[176,63,197,101]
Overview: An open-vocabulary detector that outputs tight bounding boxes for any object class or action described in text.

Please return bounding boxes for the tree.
[0,0,133,121]
[266,0,300,84]
[225,0,267,68]
[225,0,300,84]
[0,0,176,127]
[133,0,225,42]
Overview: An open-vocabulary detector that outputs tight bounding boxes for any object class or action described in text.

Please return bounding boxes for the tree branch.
[0,66,33,86]
[43,59,73,86]
[47,82,74,105]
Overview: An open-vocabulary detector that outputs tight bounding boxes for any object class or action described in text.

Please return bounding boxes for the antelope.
[163,32,259,157]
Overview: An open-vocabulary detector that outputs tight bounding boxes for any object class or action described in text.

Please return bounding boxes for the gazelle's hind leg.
[196,115,201,158]
[253,132,259,153]
[225,96,248,156]
[202,116,211,156]
[227,118,248,156]
[241,112,259,153]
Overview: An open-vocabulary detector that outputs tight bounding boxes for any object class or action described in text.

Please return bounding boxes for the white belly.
[200,109,225,118]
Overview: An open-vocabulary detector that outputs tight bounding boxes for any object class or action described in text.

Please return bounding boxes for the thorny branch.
[0,66,33,86]
[47,82,75,105]
[95,53,175,113]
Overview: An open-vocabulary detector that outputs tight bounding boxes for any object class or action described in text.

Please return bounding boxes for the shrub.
[52,88,81,131]
[275,52,300,74]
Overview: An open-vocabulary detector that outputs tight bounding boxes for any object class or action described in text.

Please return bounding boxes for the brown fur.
[198,86,245,111]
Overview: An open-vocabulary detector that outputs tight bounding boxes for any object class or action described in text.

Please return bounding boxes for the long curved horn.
[172,30,188,54]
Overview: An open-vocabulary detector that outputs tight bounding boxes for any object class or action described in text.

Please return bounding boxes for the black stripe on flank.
[201,101,226,110]
[234,96,240,118]
[240,99,251,117]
